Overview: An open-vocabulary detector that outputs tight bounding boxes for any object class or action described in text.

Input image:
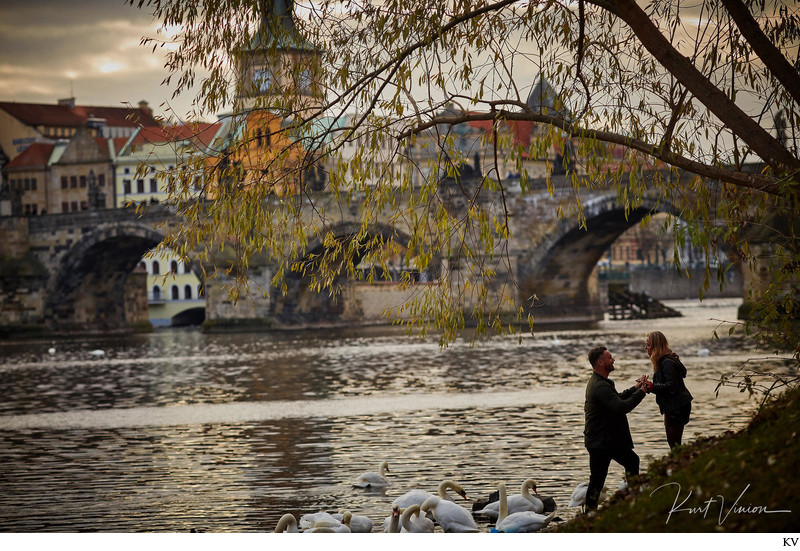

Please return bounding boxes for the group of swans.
[274,460,602,534]
[275,511,358,533]
[383,504,435,533]
[473,478,544,519]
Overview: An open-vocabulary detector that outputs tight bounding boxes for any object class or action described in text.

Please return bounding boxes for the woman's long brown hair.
[646,330,672,370]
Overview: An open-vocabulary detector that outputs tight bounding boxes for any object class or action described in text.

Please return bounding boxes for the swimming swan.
[474,478,544,519]
[303,512,352,533]
[274,513,299,533]
[420,495,479,533]
[333,509,372,533]
[392,479,469,510]
[299,511,337,530]
[400,504,434,533]
[495,482,556,533]
[353,461,390,488]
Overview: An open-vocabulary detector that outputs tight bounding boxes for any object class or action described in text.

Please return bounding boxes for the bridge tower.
[235,0,323,115]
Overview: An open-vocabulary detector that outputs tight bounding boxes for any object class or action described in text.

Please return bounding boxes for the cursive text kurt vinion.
[650,482,792,525]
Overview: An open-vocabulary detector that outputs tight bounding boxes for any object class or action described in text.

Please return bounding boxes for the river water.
[0,298,793,532]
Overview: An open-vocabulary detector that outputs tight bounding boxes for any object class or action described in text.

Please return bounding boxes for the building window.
[298,68,312,94]
[61,176,68,189]
[23,178,30,190]
[123,167,130,174]
[254,66,274,93]
[137,179,144,193]
[123,179,131,194]
[98,174,105,187]
[61,202,68,212]
[70,201,78,212]
[171,285,179,300]
[31,178,37,190]
[150,178,158,193]
[80,201,87,210]
[70,176,77,188]
[152,260,160,275]
[79,175,87,188]
[152,286,161,301]
[170,260,178,273]
[184,285,192,300]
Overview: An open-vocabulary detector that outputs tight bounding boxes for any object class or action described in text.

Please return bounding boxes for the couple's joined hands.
[636,374,654,393]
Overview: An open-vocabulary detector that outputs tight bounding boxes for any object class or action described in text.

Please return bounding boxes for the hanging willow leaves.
[131,0,798,366]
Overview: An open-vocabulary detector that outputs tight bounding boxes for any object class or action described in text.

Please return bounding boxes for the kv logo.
[785,538,800,547]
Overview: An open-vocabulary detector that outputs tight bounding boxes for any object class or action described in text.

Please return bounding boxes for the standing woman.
[645,331,693,448]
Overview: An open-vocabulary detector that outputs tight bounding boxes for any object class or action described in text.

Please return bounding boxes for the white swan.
[299,511,337,530]
[568,482,588,508]
[568,482,607,510]
[495,482,556,533]
[353,461,390,488]
[333,509,372,533]
[89,349,105,357]
[392,479,468,510]
[383,505,401,533]
[474,478,544,519]
[303,512,352,533]
[274,513,299,533]
[420,495,479,533]
[400,504,434,533]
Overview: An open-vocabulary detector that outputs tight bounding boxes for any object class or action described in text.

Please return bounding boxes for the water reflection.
[0,299,794,531]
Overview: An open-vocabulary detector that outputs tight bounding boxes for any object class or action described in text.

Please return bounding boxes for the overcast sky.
[0,0,202,120]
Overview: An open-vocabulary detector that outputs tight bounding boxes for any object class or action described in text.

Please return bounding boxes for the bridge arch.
[45,222,167,332]
[269,222,427,324]
[517,194,684,322]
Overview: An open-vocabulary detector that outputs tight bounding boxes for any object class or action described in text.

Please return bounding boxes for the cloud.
[0,0,202,118]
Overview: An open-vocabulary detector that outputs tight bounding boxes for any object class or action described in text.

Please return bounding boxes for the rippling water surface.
[0,299,793,532]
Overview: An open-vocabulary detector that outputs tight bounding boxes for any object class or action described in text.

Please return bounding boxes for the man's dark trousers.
[585,447,639,510]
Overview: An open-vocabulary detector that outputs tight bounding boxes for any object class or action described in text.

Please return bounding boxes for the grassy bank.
[558,385,800,532]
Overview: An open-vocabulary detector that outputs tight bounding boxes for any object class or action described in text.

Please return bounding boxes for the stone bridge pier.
[0,207,175,337]
[511,192,676,324]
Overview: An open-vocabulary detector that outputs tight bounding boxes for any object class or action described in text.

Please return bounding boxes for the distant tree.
[132,0,799,360]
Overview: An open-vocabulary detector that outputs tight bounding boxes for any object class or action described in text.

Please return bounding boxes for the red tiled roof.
[0,101,160,129]
[72,104,160,128]
[131,122,223,149]
[0,102,83,127]
[111,136,130,156]
[467,117,538,149]
[5,143,55,170]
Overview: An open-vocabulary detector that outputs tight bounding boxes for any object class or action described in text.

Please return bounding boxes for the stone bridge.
[0,174,742,336]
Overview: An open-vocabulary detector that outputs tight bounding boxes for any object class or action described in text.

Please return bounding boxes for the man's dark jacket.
[584,371,646,449]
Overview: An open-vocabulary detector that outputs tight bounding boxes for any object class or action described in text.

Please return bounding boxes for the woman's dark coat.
[651,354,693,415]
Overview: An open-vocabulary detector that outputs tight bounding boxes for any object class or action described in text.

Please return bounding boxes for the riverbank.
[557,385,800,532]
